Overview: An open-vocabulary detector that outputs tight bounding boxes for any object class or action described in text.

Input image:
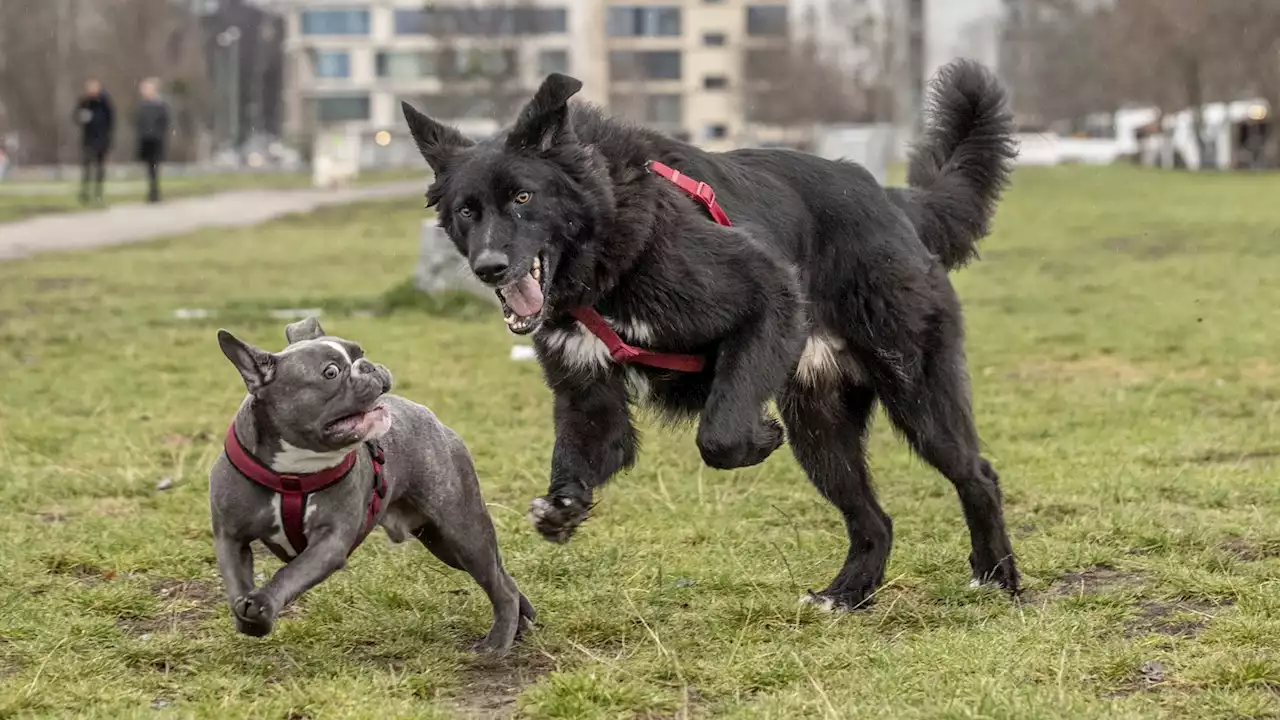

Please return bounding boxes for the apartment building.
[266,0,792,154]
[600,1,790,150]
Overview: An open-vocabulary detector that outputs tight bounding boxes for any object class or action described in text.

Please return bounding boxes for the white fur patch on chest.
[272,440,351,473]
[541,316,659,387]
[268,493,301,557]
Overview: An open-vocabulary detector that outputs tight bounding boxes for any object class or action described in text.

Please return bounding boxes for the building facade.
[261,0,792,154]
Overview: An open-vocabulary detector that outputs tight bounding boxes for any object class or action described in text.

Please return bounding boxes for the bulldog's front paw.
[527,495,589,544]
[232,591,275,637]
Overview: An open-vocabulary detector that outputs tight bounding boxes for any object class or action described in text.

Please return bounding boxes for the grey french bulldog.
[209,316,534,653]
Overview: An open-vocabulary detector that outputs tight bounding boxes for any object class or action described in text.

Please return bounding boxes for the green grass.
[1,165,1279,718]
[0,169,423,224]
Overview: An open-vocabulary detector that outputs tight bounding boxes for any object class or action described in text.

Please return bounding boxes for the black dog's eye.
[513,191,532,205]
[457,207,473,219]
[322,363,340,380]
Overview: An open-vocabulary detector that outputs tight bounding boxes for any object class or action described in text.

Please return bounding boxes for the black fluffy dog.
[402,58,1019,610]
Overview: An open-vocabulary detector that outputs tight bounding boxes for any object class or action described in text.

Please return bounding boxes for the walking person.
[135,78,170,203]
[74,78,114,204]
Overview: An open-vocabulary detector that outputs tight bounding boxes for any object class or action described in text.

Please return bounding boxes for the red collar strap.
[224,424,387,558]
[647,160,733,227]
[568,161,733,374]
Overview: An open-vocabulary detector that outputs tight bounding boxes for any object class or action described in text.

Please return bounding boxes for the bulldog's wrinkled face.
[217,317,393,453]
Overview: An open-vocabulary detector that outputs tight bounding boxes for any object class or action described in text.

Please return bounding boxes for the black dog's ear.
[506,73,583,153]
[402,101,474,174]
[284,316,325,344]
[217,329,276,395]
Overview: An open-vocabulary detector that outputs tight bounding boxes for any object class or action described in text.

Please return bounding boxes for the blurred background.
[0,0,1276,184]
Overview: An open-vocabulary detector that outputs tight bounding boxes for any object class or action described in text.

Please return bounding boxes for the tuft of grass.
[1,165,1279,717]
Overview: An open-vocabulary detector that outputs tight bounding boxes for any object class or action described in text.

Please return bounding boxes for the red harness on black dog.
[224,424,386,559]
[569,161,732,374]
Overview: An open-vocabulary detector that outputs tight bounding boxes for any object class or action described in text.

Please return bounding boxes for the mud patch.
[1033,566,1143,601]
[1221,536,1280,562]
[453,651,556,719]
[1124,601,1217,638]
[120,579,220,635]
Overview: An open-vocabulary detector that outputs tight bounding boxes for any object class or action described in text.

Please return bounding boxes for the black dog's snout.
[472,250,510,284]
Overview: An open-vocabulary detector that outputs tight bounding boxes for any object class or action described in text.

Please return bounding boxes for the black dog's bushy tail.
[900,59,1017,270]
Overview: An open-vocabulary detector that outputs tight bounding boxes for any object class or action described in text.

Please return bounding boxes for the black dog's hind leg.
[696,277,805,470]
[780,381,892,610]
[877,314,1019,594]
[529,369,637,543]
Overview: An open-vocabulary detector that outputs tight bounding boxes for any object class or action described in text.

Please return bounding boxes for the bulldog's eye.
[513,191,532,205]
[322,363,340,380]
[457,207,473,219]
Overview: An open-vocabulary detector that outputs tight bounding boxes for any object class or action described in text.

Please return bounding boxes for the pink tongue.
[500,273,544,317]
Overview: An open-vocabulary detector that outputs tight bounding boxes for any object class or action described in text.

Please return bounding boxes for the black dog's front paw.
[527,495,589,544]
[232,591,275,637]
[697,414,785,470]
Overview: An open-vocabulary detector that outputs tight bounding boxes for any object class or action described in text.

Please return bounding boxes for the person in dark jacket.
[135,78,170,203]
[74,78,114,204]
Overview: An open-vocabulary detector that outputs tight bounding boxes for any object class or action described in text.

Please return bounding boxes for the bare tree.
[744,0,897,128]
[423,0,544,124]
[0,0,210,165]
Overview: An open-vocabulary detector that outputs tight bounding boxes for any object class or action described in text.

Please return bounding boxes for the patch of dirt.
[1124,601,1217,638]
[120,579,221,636]
[452,651,557,719]
[1029,566,1144,602]
[1220,536,1280,562]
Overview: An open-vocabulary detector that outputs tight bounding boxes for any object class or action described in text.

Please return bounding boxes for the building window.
[608,93,683,126]
[394,7,567,36]
[703,32,726,46]
[607,6,681,37]
[746,5,787,36]
[301,9,369,36]
[704,124,728,140]
[609,51,682,81]
[703,75,728,90]
[441,48,517,81]
[376,51,435,79]
[538,49,570,76]
[310,50,351,79]
[312,95,370,123]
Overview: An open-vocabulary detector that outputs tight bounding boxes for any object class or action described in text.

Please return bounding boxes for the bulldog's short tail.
[892,59,1018,270]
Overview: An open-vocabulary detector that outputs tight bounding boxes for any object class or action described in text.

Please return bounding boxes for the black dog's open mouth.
[495,252,549,335]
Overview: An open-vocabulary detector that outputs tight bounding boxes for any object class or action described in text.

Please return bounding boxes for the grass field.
[1,165,1278,719]
[0,169,423,224]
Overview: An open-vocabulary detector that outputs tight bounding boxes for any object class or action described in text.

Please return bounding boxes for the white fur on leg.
[798,592,843,613]
[527,496,555,525]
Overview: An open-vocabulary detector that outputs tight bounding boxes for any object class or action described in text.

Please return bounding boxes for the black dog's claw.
[527,495,590,543]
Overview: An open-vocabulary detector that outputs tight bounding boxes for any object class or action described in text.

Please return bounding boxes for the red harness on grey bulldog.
[568,160,732,374]
[224,424,386,559]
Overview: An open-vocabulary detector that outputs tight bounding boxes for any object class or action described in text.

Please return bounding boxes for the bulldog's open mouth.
[327,403,390,439]
[496,253,548,335]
